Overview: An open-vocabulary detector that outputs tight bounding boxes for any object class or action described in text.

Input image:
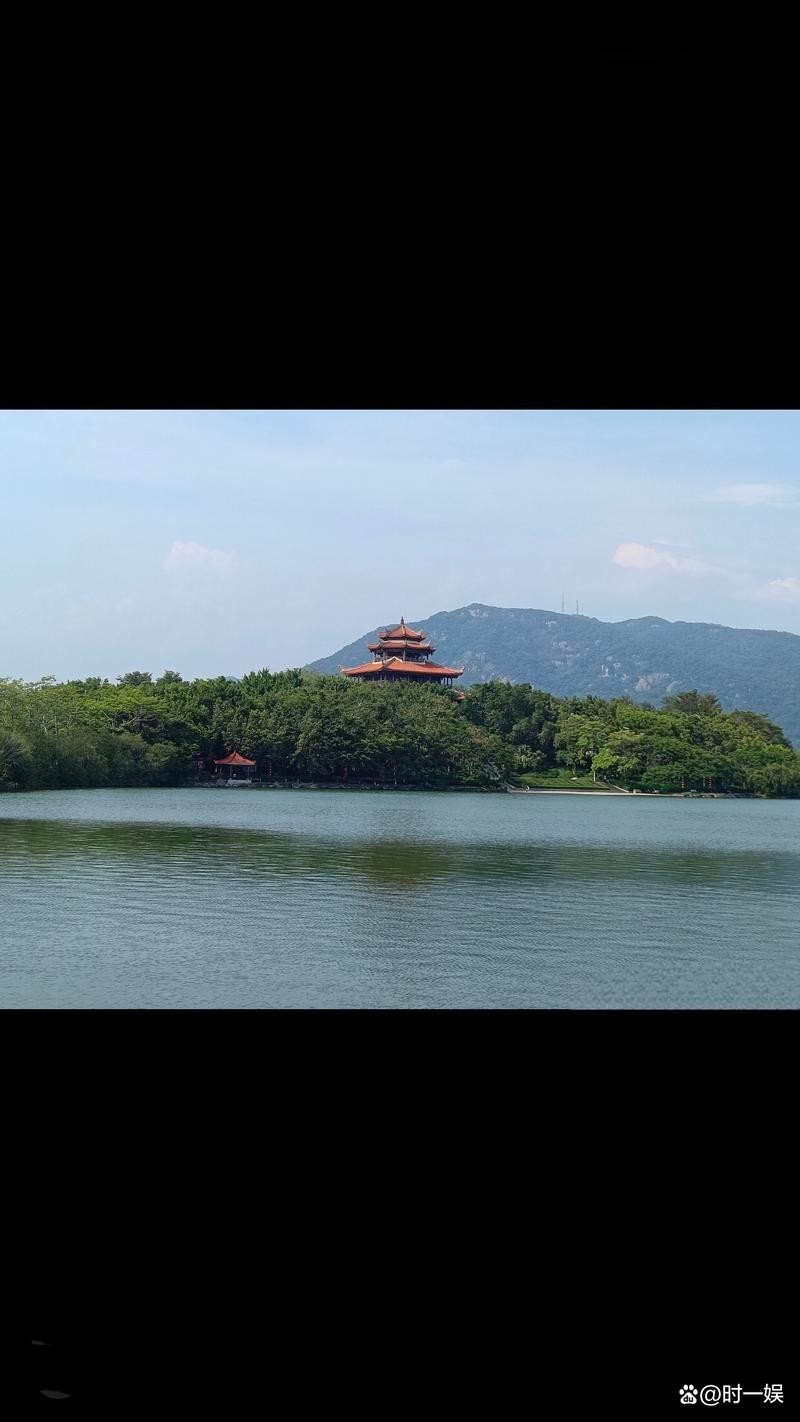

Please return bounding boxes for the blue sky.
[2,408,800,681]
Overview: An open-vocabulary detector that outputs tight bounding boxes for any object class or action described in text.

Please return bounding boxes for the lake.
[1,788,798,1007]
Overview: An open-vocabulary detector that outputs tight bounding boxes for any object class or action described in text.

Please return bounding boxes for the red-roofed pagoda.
[341,617,464,686]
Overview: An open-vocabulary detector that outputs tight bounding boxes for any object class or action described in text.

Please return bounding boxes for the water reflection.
[2,794,799,1007]
[1,817,798,895]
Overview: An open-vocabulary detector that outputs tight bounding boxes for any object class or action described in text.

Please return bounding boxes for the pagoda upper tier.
[367,619,435,657]
[342,616,464,685]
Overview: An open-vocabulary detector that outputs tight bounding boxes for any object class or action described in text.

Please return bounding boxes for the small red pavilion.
[214,750,256,784]
[341,617,464,686]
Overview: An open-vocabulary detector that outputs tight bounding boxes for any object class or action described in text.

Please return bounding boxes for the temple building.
[341,617,464,686]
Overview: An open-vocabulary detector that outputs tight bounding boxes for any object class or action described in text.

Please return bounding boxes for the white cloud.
[703,483,798,507]
[755,576,800,603]
[612,542,710,574]
[164,540,233,574]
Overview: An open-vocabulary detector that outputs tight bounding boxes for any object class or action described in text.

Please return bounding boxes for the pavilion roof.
[368,638,435,653]
[214,751,256,765]
[381,620,425,641]
[342,657,463,679]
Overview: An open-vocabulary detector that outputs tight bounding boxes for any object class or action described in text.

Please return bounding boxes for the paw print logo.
[679,1385,699,1405]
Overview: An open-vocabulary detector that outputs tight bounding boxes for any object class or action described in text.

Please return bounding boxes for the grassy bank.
[516,768,626,791]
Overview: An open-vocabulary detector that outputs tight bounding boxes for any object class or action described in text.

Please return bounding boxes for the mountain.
[306,603,800,744]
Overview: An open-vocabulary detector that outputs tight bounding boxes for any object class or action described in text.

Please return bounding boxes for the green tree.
[662,690,722,717]
[728,709,791,748]
[145,741,189,784]
[117,671,153,687]
[0,728,33,786]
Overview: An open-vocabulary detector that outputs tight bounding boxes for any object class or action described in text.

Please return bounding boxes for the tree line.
[1,670,799,795]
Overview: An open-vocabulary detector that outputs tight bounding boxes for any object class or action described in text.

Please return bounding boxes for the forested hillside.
[308,604,800,744]
[2,671,799,796]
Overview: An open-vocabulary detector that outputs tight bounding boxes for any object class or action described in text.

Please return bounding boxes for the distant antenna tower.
[561,592,565,614]
[576,600,579,615]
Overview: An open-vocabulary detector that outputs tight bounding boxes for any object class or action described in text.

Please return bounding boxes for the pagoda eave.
[342,657,463,680]
[367,644,436,655]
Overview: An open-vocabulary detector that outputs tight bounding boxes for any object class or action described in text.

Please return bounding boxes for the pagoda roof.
[368,638,435,653]
[214,751,256,765]
[342,657,463,679]
[381,620,425,641]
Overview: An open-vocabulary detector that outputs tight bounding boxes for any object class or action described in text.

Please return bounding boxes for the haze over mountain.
[307,604,800,744]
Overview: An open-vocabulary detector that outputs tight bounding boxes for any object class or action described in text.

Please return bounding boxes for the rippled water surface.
[1,788,799,1007]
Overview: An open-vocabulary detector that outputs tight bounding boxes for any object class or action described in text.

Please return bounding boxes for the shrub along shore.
[1,670,799,796]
